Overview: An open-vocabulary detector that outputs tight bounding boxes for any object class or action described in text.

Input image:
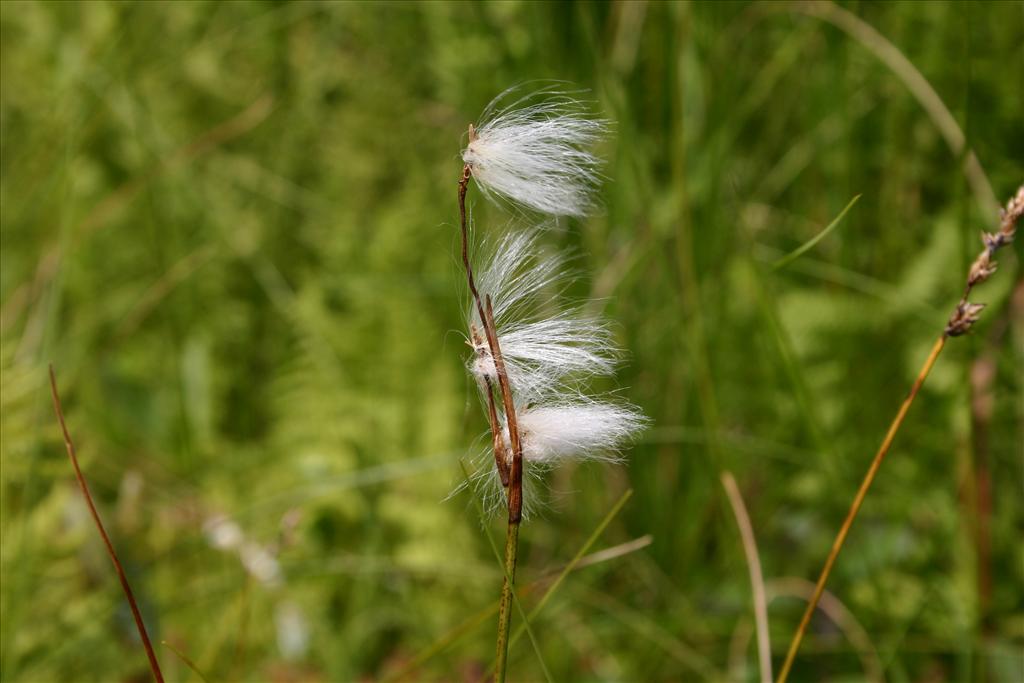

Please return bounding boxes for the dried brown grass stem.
[776,334,945,683]
[48,365,165,683]
[457,158,525,682]
[778,184,1022,683]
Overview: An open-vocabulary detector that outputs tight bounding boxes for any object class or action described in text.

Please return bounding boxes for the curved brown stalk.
[483,296,523,521]
[49,365,164,683]
[775,335,944,683]
[778,185,1022,682]
[457,159,525,682]
[459,164,488,327]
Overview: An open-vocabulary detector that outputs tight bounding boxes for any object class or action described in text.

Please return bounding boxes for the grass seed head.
[463,87,609,217]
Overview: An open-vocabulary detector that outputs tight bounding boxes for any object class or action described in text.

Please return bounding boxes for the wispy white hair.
[463,87,609,217]
[507,399,648,465]
[467,227,617,400]
[457,447,552,521]
[457,398,646,519]
[453,86,646,520]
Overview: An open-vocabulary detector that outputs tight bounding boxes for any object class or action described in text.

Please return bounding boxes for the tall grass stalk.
[457,164,525,682]
[48,366,164,683]
[777,185,1023,683]
[775,336,944,683]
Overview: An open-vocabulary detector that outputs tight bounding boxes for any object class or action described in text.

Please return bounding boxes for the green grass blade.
[510,488,634,649]
[382,602,500,683]
[773,194,861,270]
[390,532,649,681]
[578,586,721,680]
[161,641,211,683]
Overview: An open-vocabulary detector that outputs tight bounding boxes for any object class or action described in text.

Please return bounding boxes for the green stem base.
[495,520,521,682]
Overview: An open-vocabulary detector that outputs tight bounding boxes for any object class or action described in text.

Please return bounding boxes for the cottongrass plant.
[453,88,645,681]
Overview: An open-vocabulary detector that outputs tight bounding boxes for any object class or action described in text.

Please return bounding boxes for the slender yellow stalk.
[776,335,946,683]
[778,185,1021,681]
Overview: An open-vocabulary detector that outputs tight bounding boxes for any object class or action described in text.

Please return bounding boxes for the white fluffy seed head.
[453,399,646,520]
[463,87,609,217]
[452,86,647,521]
[504,400,648,465]
[466,227,618,401]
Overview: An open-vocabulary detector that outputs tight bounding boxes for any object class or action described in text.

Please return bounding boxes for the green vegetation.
[2,2,1021,681]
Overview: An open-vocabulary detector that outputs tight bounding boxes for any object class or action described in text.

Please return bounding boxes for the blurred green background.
[2,1,1022,681]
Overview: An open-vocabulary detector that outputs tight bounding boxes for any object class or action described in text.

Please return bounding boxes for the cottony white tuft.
[463,88,608,217]
[505,400,648,465]
[467,227,617,400]
[460,399,646,519]
[453,86,647,520]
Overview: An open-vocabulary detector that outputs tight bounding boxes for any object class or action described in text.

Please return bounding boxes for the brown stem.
[779,185,1021,681]
[462,167,508,490]
[776,335,946,683]
[485,376,510,488]
[483,296,523,521]
[459,159,525,682]
[48,365,165,683]
[459,164,488,328]
[457,162,522,518]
